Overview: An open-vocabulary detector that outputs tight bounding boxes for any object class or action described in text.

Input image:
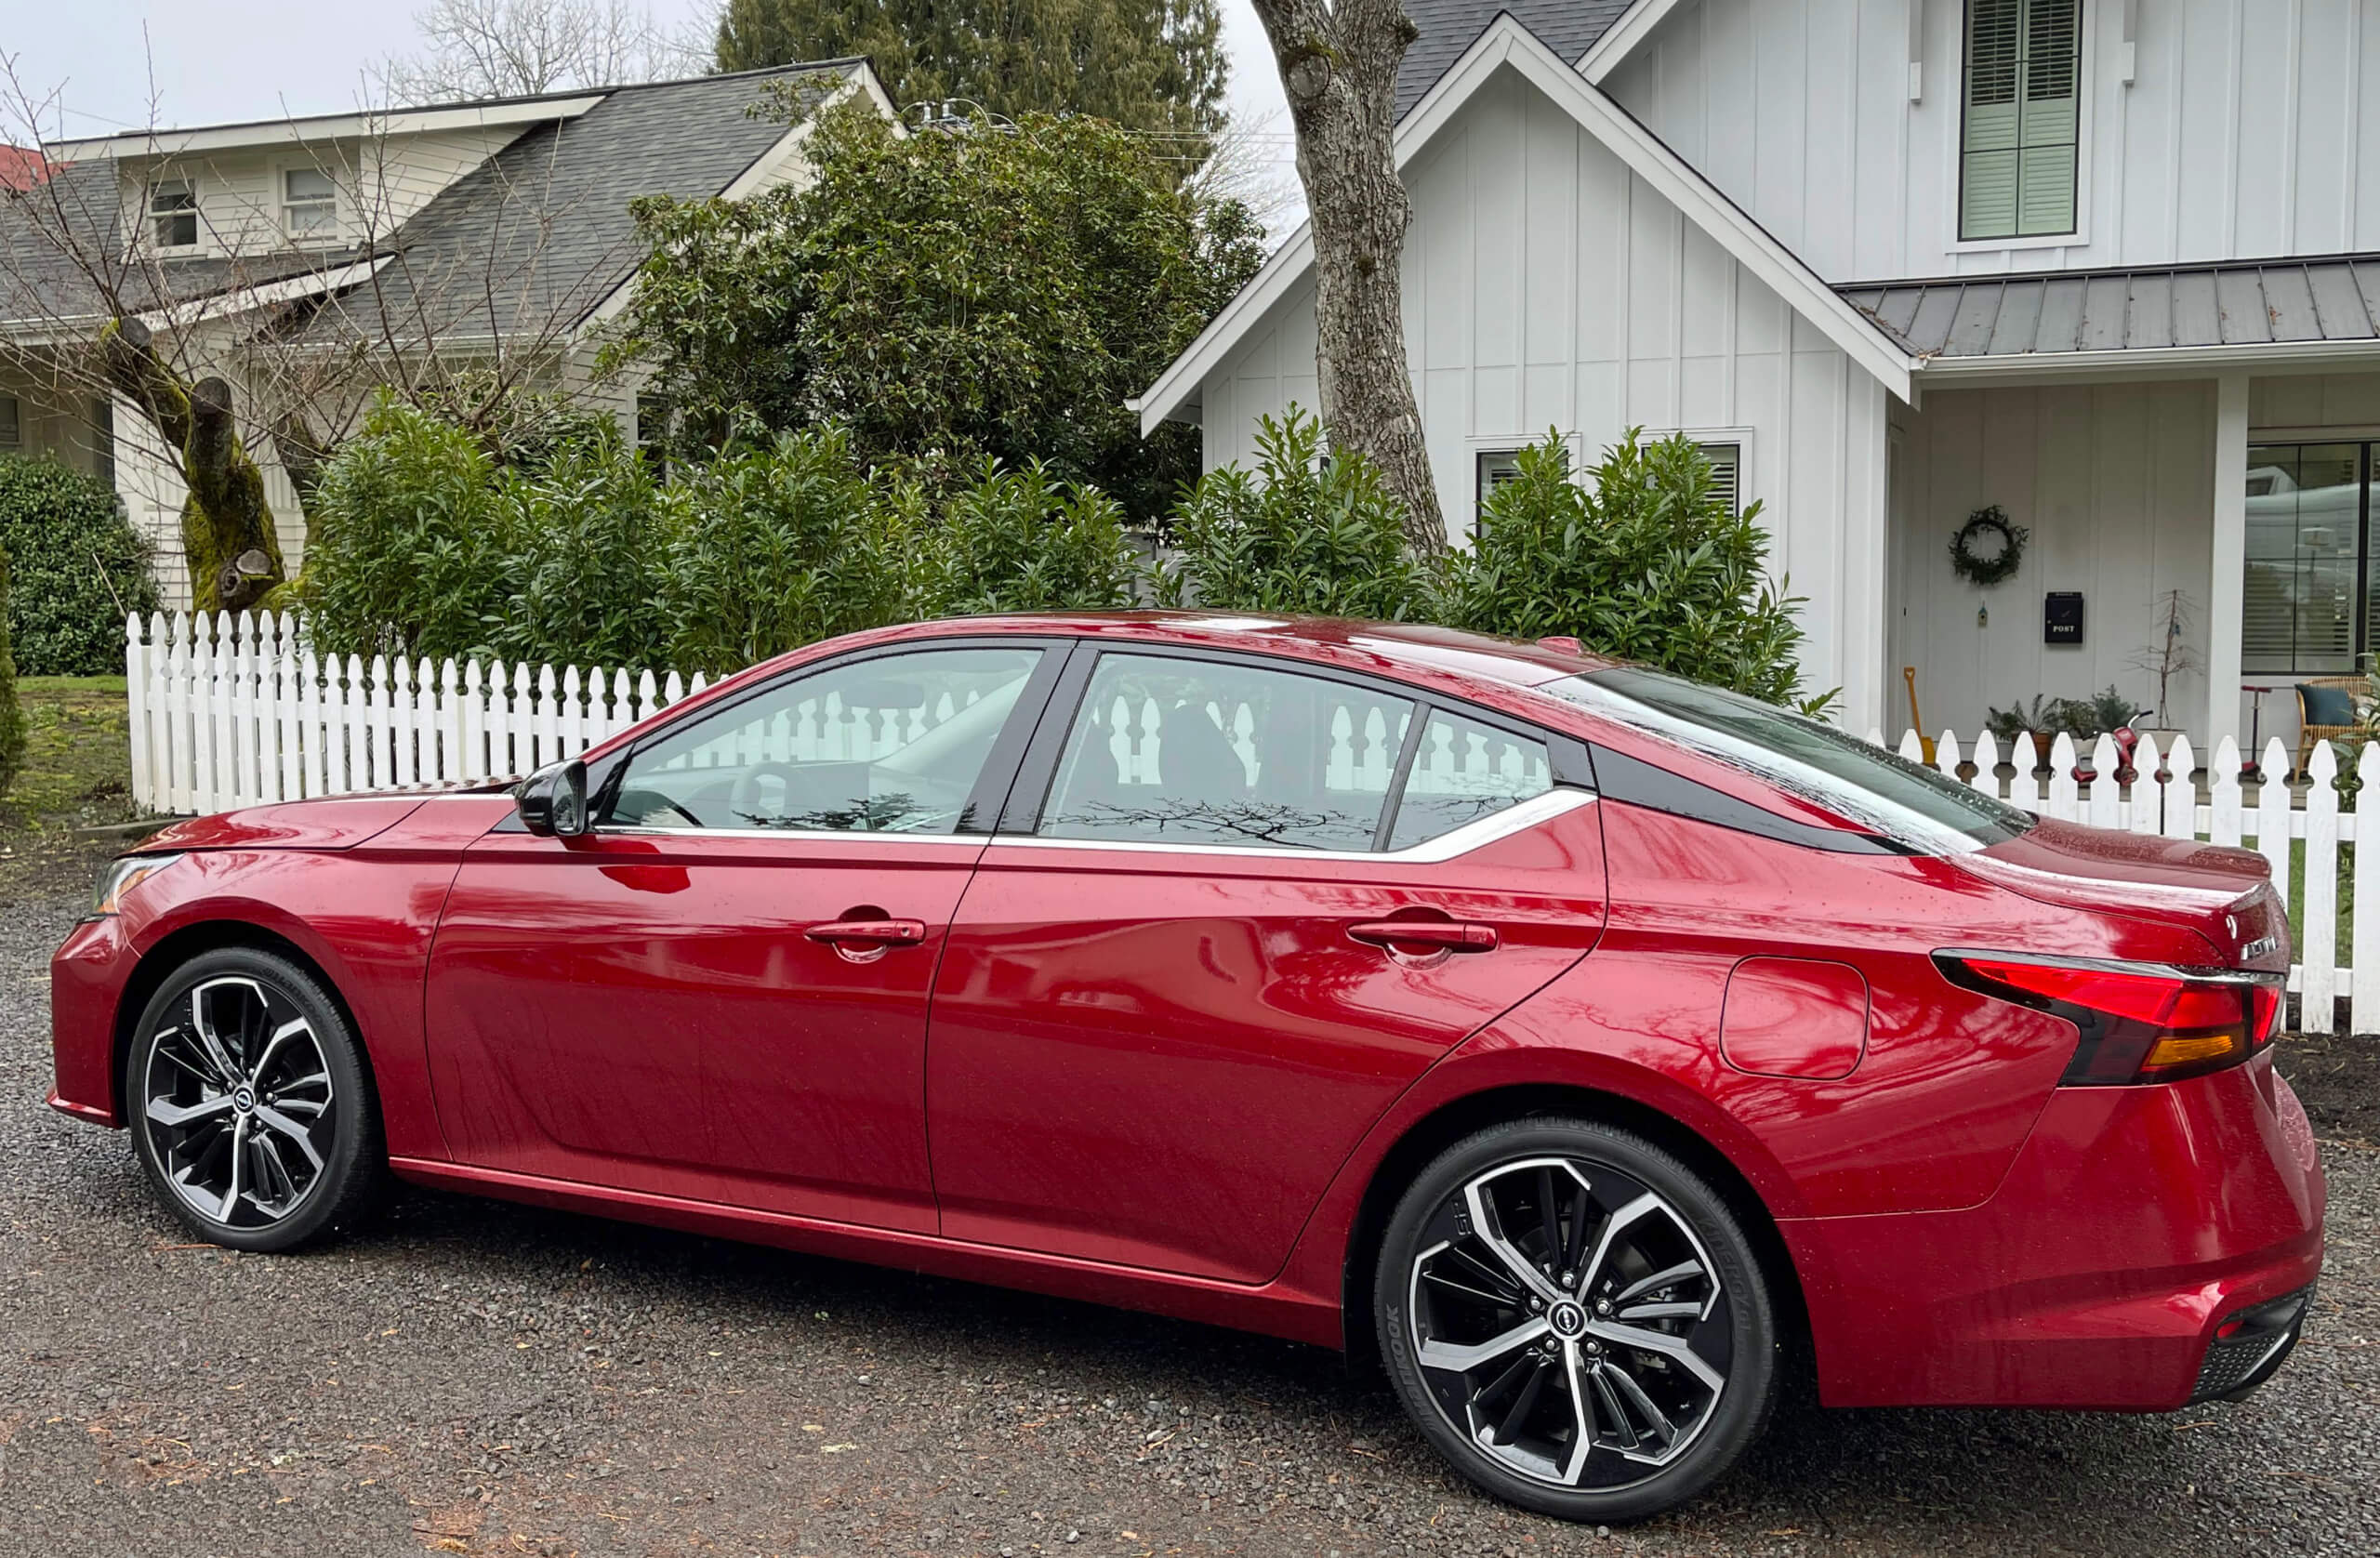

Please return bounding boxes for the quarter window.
[1038,654,1414,852]
[151,179,198,248]
[1961,0,2082,240]
[1386,710,1552,852]
[283,167,337,240]
[606,646,1044,834]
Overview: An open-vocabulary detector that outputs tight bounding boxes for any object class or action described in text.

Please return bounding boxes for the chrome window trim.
[588,825,990,846]
[996,786,1594,865]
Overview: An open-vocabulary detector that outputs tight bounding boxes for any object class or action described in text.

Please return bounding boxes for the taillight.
[1937,953,2285,1086]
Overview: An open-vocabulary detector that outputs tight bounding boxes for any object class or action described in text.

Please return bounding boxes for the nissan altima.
[48,614,2324,1522]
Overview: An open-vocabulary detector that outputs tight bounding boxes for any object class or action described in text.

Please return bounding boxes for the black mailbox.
[2044,592,2084,645]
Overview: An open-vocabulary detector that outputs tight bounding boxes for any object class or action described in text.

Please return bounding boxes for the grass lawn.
[2,675,139,834]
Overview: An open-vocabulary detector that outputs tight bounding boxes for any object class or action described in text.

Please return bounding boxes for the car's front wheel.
[1375,1117,1778,1523]
[127,946,386,1253]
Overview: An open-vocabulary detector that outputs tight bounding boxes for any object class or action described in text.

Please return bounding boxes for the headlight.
[91,853,183,917]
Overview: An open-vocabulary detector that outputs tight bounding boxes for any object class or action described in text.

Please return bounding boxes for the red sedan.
[48,614,2323,1523]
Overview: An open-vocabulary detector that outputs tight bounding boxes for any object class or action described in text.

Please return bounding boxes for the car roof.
[897,612,1619,689]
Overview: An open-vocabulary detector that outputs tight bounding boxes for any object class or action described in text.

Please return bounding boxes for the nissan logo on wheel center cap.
[1548,1300,1587,1338]
[232,1086,256,1113]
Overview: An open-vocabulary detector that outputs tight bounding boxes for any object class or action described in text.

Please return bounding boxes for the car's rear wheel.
[127,946,386,1252]
[1375,1117,1777,1523]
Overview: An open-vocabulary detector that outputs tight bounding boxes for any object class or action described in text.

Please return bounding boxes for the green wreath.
[1950,505,2028,587]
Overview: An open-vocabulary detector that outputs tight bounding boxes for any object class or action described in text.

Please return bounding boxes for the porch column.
[2205,372,2250,754]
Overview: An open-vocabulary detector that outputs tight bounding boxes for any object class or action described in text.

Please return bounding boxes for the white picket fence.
[124,611,713,819]
[120,613,2378,1032]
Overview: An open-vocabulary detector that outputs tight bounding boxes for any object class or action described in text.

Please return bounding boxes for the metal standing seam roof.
[1839,257,2380,360]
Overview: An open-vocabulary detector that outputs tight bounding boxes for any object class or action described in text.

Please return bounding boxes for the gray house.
[1143,0,2380,754]
[0,59,888,603]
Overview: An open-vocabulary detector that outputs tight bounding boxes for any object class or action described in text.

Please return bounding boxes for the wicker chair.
[2296,674,2370,774]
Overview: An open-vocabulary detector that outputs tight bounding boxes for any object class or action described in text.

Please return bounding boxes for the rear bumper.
[1784,1054,2325,1410]
[49,913,132,1129]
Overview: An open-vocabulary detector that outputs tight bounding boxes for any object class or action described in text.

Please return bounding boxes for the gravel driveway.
[3,858,2374,1557]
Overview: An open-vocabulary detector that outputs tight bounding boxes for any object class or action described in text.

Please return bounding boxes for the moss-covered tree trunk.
[100,317,286,613]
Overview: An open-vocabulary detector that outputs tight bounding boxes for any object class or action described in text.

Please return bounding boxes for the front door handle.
[806,918,930,947]
[1348,920,1500,954]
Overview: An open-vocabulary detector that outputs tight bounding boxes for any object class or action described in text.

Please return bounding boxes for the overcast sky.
[3,1,1293,155]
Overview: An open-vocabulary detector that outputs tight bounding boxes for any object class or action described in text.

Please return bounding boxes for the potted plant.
[1984,693,2064,770]
[2128,589,2202,753]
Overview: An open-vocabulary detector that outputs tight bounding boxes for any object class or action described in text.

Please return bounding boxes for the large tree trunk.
[100,317,287,614]
[1250,0,1444,555]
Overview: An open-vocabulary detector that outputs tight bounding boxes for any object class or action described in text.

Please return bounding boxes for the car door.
[423,639,1061,1231]
[924,647,1610,1284]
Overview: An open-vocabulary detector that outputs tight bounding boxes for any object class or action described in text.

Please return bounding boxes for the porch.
[1886,363,2380,768]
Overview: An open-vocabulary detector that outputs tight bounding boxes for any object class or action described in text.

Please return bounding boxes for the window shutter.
[2016,0,2080,233]
[1963,0,2023,238]
[1699,442,1741,519]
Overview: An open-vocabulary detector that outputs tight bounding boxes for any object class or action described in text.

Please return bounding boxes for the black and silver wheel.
[1376,1118,1776,1523]
[128,947,385,1252]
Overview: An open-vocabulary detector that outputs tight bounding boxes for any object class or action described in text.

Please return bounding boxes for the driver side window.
[605,646,1045,834]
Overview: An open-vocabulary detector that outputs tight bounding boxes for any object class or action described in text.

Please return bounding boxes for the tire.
[126,946,387,1253]
[1374,1116,1778,1524]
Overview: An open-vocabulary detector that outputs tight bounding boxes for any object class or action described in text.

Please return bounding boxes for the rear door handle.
[1348,920,1500,953]
[806,918,930,946]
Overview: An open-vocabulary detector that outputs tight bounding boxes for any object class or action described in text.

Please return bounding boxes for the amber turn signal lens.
[2140,1031,2248,1075]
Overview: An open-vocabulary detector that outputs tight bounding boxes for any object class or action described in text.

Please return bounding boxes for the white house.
[1141,0,2380,757]
[0,59,891,603]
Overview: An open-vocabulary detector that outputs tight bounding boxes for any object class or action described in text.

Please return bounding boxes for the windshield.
[1540,668,2032,853]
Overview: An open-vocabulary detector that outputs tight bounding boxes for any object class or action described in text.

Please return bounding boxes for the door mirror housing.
[518,759,589,838]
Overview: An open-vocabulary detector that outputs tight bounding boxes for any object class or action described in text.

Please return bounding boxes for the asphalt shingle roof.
[0,62,855,341]
[298,61,857,347]
[1395,0,1638,120]
[1840,256,2380,359]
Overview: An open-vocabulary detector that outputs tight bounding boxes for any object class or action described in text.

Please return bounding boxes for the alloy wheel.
[1406,1155,1732,1490]
[140,976,337,1228]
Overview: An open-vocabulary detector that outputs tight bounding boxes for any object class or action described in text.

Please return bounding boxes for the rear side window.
[1038,654,1414,851]
[1386,709,1552,851]
[1540,667,2030,852]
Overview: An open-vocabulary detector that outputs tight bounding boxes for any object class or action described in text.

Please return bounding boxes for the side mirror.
[518,759,589,838]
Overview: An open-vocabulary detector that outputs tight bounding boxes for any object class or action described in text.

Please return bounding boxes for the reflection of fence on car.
[648,685,992,772]
[1083,694,1546,799]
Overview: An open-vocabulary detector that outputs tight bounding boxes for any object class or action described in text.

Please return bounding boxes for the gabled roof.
[0,62,865,345]
[1138,15,1914,431]
[1396,0,1636,120]
[1843,255,2380,365]
[289,61,861,349]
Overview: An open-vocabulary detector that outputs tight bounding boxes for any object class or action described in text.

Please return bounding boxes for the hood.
[139,780,511,852]
[1957,815,2288,970]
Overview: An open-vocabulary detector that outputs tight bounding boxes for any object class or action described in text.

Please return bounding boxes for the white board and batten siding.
[1605,0,2380,282]
[1195,65,1893,733]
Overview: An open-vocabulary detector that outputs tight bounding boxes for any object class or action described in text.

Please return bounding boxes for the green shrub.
[492,438,671,671]
[657,428,912,675]
[1439,431,1831,712]
[300,402,514,662]
[1158,409,1427,620]
[0,455,162,674]
[919,460,1141,617]
[0,539,22,798]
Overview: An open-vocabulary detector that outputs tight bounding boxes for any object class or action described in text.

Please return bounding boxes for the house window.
[635,394,673,474]
[283,167,337,241]
[1474,450,1523,534]
[150,179,198,248]
[2242,442,2374,675]
[1961,0,2082,240]
[0,394,20,448]
[90,397,114,486]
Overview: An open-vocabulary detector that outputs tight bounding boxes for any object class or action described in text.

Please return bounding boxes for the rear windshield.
[1540,668,2032,853]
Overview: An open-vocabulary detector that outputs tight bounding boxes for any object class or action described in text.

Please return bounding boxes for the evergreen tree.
[717,0,1227,145]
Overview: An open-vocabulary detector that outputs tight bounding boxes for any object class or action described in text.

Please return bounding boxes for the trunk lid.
[1957,815,2290,972]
